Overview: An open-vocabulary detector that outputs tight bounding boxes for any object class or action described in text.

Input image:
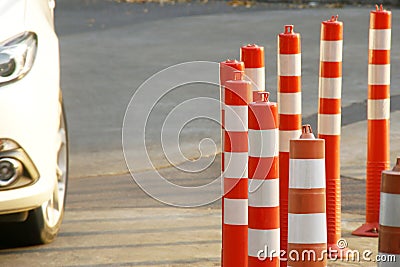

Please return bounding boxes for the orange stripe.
[289,188,326,214]
[366,166,387,224]
[369,49,390,65]
[249,156,278,179]
[287,243,327,266]
[321,21,343,41]
[320,62,342,78]
[370,10,392,29]
[224,131,248,152]
[367,120,390,162]
[225,83,251,106]
[378,225,400,254]
[289,139,325,159]
[241,45,264,68]
[224,178,248,198]
[319,134,341,244]
[381,173,400,194]
[368,85,390,99]
[248,103,278,130]
[249,206,280,229]
[278,32,301,54]
[318,135,340,179]
[248,256,279,267]
[278,76,301,93]
[279,114,302,131]
[318,98,341,114]
[222,224,248,267]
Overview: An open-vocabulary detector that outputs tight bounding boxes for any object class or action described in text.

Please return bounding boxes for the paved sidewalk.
[341,110,400,179]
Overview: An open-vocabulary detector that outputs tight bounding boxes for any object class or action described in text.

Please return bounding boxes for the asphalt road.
[56,0,400,178]
[0,1,399,266]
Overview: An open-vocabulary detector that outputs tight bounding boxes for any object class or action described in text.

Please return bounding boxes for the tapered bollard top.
[300,124,315,139]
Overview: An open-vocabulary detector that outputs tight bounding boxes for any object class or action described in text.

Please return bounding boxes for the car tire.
[0,98,68,246]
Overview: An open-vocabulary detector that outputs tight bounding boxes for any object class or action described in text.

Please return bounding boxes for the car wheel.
[1,99,68,246]
[25,100,68,244]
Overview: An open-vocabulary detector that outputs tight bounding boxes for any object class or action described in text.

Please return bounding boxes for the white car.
[0,0,68,245]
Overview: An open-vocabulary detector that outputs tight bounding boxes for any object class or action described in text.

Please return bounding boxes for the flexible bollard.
[222,70,251,267]
[317,15,346,255]
[220,60,245,265]
[288,125,327,267]
[248,92,279,266]
[378,157,400,266]
[353,4,391,237]
[220,60,245,172]
[241,44,265,101]
[277,24,302,265]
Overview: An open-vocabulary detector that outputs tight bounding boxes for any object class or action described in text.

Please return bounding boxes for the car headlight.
[0,32,37,85]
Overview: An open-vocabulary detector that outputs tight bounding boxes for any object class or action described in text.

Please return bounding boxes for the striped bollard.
[220,60,245,172]
[378,157,400,266]
[241,44,265,101]
[220,60,245,265]
[288,125,327,267]
[277,24,302,265]
[353,4,391,237]
[248,92,280,266]
[317,15,346,255]
[222,70,251,267]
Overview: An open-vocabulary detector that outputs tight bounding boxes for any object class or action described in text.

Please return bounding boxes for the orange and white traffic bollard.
[277,24,302,265]
[248,92,279,266]
[288,125,327,267]
[353,4,391,237]
[222,70,251,267]
[220,60,245,171]
[241,44,265,101]
[317,15,346,255]
[220,60,245,265]
[378,158,400,266]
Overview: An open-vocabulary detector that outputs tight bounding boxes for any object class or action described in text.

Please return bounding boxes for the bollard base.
[328,243,350,259]
[352,222,379,237]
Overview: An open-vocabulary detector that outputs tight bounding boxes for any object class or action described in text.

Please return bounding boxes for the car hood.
[0,0,26,43]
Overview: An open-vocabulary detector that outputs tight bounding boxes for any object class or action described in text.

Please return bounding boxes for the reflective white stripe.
[318,114,341,135]
[224,152,248,178]
[224,105,248,132]
[248,228,280,257]
[245,67,265,92]
[278,54,301,76]
[320,40,343,62]
[319,77,342,99]
[368,64,391,85]
[369,29,391,50]
[279,130,302,153]
[278,92,302,115]
[249,179,279,207]
[288,213,327,244]
[224,198,248,225]
[380,192,400,227]
[289,159,326,189]
[249,129,278,157]
[377,253,400,267]
[368,99,390,120]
